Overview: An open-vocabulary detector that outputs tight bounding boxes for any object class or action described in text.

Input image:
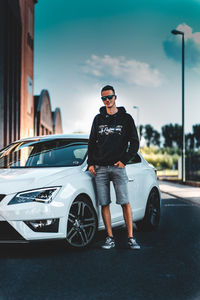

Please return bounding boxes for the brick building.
[34,90,63,136]
[0,0,22,149]
[19,0,37,138]
[0,0,63,149]
[52,108,63,134]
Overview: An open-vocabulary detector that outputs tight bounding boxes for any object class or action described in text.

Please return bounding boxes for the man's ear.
[115,95,117,100]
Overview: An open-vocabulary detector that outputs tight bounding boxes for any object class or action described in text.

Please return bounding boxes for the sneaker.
[101,236,115,249]
[128,237,140,250]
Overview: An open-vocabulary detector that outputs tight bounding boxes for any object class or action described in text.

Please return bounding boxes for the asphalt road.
[0,193,200,300]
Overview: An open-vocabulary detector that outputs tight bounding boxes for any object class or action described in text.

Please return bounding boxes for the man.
[88,85,140,250]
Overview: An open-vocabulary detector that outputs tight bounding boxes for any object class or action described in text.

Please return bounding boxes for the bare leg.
[121,203,133,238]
[101,205,113,237]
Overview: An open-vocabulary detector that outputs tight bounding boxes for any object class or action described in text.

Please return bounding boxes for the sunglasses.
[101,95,115,101]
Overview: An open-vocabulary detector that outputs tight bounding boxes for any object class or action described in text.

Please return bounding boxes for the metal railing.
[186,155,200,181]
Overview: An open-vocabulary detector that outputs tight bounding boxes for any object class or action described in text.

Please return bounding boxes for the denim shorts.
[94,165,129,206]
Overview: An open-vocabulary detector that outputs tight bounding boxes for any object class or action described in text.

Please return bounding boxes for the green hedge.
[140,146,179,170]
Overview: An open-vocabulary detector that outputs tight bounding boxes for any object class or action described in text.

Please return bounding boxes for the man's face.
[101,90,116,109]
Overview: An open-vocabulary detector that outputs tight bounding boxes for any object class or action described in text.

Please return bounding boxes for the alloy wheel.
[66,198,97,247]
[148,191,160,227]
[136,188,160,231]
[147,190,160,228]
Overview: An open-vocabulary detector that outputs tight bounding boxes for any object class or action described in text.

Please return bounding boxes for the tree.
[161,124,174,147]
[139,125,143,140]
[173,123,182,148]
[193,124,200,148]
[152,130,160,147]
[144,124,154,147]
[141,124,160,147]
[186,133,194,150]
[161,123,182,148]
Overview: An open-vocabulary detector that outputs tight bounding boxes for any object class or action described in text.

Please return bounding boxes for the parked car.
[0,134,161,247]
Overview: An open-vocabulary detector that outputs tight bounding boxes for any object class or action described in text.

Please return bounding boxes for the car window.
[0,139,88,168]
[127,153,141,165]
[74,148,88,160]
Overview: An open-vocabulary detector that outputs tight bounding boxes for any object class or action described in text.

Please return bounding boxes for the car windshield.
[0,138,88,168]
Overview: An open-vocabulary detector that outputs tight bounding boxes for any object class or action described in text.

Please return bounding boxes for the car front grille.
[0,221,25,241]
[0,194,6,202]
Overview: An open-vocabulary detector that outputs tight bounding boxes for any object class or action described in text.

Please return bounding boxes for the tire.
[66,197,97,248]
[136,188,160,231]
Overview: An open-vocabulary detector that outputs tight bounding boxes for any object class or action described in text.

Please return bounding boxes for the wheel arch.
[136,185,161,231]
[65,192,98,248]
[73,193,98,219]
[152,185,162,206]
[150,185,161,197]
[145,184,161,208]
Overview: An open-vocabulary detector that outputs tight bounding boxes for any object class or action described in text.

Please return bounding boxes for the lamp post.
[133,105,140,140]
[171,29,185,182]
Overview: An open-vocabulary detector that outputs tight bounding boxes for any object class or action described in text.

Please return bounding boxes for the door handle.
[128,178,135,182]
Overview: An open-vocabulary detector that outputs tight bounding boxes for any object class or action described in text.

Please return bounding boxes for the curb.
[158,178,200,188]
[160,190,200,206]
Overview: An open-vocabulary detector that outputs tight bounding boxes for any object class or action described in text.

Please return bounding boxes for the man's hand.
[114,161,125,168]
[89,165,96,176]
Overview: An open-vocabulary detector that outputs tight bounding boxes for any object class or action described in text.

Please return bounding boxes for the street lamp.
[133,105,140,140]
[171,29,185,182]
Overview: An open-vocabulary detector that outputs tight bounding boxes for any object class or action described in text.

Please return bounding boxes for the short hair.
[101,85,115,94]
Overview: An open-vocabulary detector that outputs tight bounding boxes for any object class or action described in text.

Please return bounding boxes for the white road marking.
[164,203,196,207]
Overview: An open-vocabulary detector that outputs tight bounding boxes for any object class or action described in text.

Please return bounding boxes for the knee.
[102,204,110,212]
[121,202,130,209]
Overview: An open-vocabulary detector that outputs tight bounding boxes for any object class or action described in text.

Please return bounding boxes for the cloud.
[163,23,200,67]
[83,54,162,87]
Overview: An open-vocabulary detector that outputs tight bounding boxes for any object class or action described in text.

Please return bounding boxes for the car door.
[125,153,143,220]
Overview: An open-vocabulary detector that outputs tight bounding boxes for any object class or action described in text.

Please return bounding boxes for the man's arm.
[87,117,97,168]
[120,115,139,165]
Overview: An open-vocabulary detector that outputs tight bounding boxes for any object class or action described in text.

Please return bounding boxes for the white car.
[0,134,161,247]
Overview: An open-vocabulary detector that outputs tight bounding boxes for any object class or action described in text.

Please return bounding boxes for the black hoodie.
[87,106,139,166]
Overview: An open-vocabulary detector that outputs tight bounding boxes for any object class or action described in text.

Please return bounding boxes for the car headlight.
[8,187,61,205]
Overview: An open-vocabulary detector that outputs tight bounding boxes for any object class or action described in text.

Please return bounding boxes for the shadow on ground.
[0,225,130,259]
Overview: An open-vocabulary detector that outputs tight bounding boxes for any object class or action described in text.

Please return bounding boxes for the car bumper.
[0,193,68,242]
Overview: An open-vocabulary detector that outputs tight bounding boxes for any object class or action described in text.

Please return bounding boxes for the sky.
[34,0,200,135]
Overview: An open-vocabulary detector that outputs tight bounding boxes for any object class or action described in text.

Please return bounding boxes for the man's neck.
[106,105,118,115]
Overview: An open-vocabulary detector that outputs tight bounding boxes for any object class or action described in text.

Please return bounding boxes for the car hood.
[0,167,79,195]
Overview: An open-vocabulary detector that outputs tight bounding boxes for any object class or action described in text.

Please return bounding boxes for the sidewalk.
[158,180,200,205]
